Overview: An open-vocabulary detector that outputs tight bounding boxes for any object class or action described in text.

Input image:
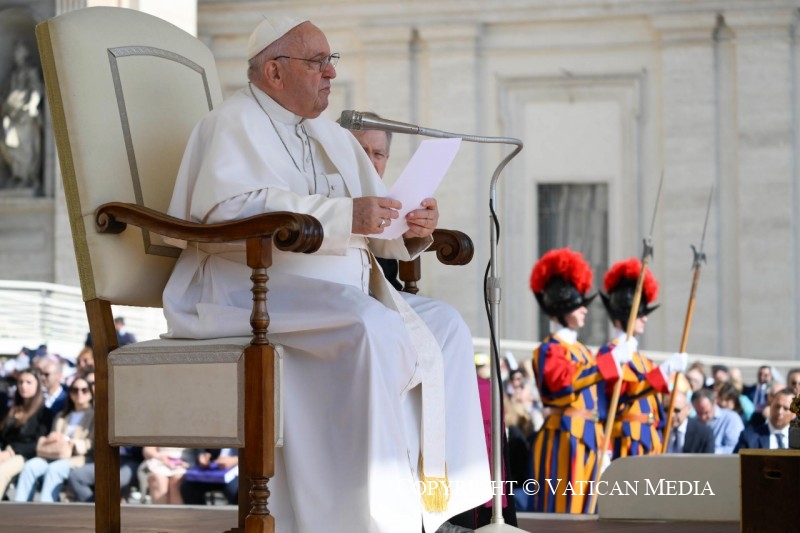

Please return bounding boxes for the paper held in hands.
[369,137,462,240]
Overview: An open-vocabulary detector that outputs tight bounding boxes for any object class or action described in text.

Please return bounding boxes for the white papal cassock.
[162,85,491,533]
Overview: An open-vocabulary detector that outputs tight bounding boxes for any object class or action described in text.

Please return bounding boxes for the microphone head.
[338,110,363,130]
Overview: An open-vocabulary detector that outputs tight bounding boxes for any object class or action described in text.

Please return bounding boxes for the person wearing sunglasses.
[34,356,67,416]
[13,376,94,502]
[664,390,714,454]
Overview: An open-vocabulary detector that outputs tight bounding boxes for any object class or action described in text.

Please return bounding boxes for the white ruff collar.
[550,321,577,345]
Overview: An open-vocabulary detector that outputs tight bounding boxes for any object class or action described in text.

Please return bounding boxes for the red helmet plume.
[530,248,595,317]
[601,257,660,322]
[531,248,593,294]
[602,257,658,304]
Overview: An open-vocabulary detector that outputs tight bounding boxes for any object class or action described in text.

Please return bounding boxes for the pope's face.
[278,23,336,119]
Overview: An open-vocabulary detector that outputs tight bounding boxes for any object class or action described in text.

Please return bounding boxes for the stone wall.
[197,0,800,358]
[1,0,798,358]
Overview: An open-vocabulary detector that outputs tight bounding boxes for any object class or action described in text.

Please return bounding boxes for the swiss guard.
[529,248,621,514]
[597,257,688,459]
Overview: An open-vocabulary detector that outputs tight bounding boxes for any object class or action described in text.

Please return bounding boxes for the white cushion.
[109,337,284,447]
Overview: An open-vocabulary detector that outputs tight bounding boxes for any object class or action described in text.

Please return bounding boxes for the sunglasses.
[69,386,90,394]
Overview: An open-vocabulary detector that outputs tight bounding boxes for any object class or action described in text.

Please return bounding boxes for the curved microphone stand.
[416,127,525,531]
[340,111,525,530]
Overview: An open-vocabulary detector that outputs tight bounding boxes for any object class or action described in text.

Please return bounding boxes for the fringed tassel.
[419,456,450,512]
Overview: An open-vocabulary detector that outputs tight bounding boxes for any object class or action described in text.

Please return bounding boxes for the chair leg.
[87,299,121,532]
[95,441,121,532]
[242,343,276,533]
[238,463,250,530]
[228,473,274,533]
[244,477,274,533]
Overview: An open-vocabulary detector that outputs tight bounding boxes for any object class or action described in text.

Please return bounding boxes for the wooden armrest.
[428,228,474,266]
[399,229,474,294]
[95,202,323,254]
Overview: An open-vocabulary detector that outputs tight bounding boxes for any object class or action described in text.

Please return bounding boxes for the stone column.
[414,23,485,330]
[653,12,721,356]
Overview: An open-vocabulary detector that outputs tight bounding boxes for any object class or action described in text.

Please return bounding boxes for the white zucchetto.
[247,16,308,60]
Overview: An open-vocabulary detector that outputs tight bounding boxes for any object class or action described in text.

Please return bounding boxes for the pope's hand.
[352,196,401,235]
[403,198,439,239]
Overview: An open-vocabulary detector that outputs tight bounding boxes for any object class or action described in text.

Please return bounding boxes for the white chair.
[36,6,473,532]
[36,7,322,532]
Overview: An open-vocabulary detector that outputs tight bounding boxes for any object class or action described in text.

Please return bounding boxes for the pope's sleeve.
[204,188,353,255]
[368,234,433,262]
[185,110,356,255]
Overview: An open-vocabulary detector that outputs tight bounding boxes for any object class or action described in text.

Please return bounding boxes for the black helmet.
[600,257,659,324]
[530,248,596,318]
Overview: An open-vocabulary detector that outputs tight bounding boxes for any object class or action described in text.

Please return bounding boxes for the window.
[537,183,608,346]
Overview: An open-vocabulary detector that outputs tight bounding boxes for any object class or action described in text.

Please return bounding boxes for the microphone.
[339,110,524,147]
[339,110,428,136]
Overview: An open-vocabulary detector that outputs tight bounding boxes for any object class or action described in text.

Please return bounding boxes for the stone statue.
[0,41,43,190]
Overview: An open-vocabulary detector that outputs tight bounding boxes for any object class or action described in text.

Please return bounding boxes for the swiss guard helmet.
[601,257,660,324]
[530,248,596,324]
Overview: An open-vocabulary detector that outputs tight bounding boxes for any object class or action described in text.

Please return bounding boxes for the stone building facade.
[3,0,800,359]
[196,0,800,359]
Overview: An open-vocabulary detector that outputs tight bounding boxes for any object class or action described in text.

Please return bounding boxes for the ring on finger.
[379,218,387,228]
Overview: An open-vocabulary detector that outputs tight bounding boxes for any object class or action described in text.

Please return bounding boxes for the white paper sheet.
[369,137,462,240]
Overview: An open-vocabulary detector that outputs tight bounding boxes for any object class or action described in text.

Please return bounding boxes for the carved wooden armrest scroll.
[95,202,323,253]
[95,202,324,345]
[399,228,474,295]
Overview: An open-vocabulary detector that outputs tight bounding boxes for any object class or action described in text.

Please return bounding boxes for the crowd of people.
[1,330,793,511]
[0,320,239,505]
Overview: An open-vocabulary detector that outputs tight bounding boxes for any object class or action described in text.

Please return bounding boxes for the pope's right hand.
[352,196,401,235]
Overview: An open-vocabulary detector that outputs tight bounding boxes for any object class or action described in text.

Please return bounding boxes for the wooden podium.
[740,449,800,532]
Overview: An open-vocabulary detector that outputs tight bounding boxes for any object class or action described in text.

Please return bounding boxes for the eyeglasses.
[273,53,340,72]
[70,386,90,394]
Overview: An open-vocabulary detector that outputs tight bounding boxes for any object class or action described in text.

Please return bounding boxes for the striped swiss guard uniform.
[597,336,668,458]
[532,329,616,513]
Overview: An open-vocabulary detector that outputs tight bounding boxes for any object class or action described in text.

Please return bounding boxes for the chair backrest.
[37,7,222,308]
